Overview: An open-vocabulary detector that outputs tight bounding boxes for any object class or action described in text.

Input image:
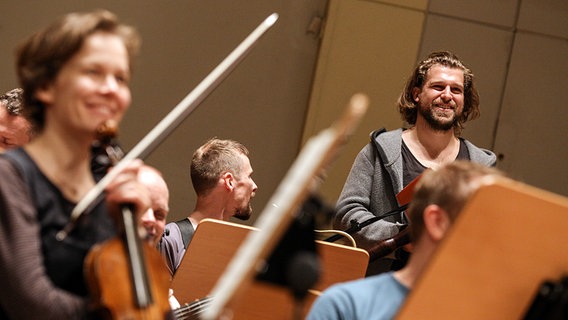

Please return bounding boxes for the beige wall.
[303,0,427,205]
[1,0,566,227]
[0,0,328,225]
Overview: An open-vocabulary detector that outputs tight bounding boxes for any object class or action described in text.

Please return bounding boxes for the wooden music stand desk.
[397,178,568,319]
[171,219,369,319]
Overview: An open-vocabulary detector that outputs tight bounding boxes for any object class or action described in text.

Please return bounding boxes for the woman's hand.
[104,159,151,220]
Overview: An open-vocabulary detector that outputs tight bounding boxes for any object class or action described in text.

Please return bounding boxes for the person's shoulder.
[310,273,396,319]
[0,148,37,182]
[0,153,15,170]
[165,221,179,228]
[461,138,497,166]
[371,128,404,150]
[326,272,391,295]
[159,222,184,247]
[371,128,403,141]
[1,147,27,164]
[366,128,403,163]
[164,221,182,236]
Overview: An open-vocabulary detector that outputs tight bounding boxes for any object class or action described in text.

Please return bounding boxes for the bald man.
[138,165,170,247]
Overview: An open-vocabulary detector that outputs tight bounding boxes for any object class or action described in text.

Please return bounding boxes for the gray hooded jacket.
[334,128,496,272]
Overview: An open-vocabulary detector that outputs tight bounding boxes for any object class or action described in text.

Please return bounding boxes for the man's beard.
[419,103,458,132]
[233,202,252,221]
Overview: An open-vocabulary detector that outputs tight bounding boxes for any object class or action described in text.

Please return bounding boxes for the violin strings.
[175,305,208,320]
[174,296,214,320]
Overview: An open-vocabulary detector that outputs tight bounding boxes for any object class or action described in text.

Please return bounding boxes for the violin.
[173,296,214,320]
[367,227,411,262]
[84,122,172,319]
[366,173,423,263]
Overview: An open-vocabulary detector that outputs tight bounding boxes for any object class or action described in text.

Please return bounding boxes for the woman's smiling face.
[36,32,132,136]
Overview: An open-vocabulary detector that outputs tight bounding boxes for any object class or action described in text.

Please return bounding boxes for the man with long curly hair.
[335,51,496,275]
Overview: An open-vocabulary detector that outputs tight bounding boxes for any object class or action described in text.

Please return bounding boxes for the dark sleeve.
[0,158,87,319]
[157,223,186,275]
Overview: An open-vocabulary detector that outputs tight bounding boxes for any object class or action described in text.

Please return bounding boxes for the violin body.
[85,237,172,319]
[367,228,411,262]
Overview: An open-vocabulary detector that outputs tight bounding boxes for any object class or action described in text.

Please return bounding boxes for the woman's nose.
[101,75,120,93]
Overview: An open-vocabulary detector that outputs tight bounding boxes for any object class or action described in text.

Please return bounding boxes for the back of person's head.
[16,9,141,132]
[397,51,480,134]
[0,88,24,116]
[190,138,249,196]
[407,161,504,241]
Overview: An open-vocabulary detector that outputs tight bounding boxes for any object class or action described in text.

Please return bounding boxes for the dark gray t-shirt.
[402,138,470,186]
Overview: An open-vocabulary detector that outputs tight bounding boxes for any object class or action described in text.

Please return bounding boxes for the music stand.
[397,178,568,319]
[171,219,369,319]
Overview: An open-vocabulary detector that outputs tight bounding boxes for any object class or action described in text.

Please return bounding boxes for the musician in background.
[158,138,258,275]
[308,161,504,320]
[335,51,496,275]
[0,10,153,319]
[90,137,169,248]
[0,88,33,151]
[139,165,170,247]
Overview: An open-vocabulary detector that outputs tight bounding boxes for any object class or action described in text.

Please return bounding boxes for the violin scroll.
[92,120,123,171]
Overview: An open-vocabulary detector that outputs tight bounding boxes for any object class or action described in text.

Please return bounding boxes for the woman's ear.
[35,84,55,105]
[423,204,451,242]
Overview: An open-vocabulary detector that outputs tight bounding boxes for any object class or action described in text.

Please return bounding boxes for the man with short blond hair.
[309,161,504,320]
[158,138,258,274]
